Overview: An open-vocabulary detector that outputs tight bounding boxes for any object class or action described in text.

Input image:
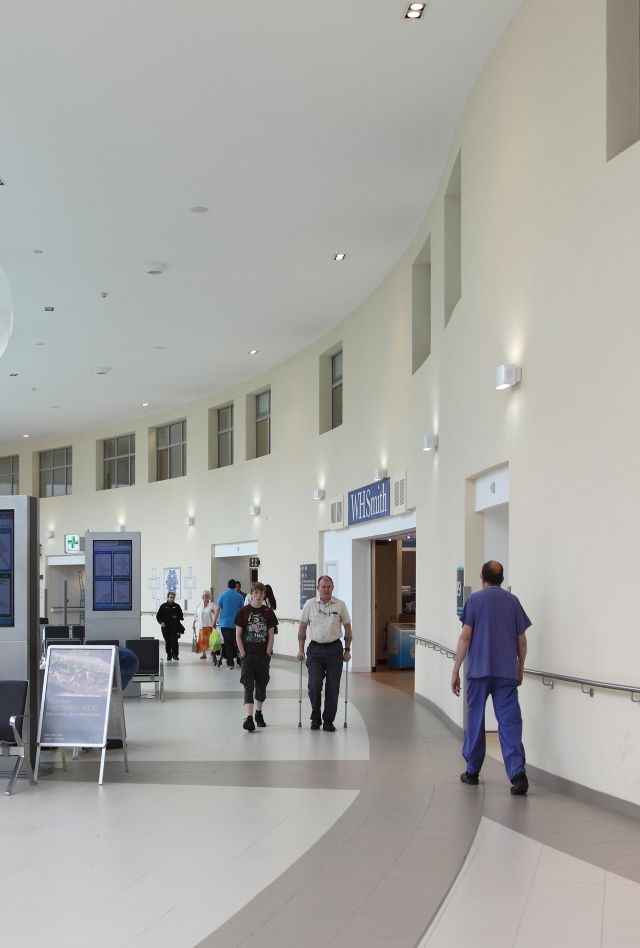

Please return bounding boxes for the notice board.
[38,646,116,747]
[299,563,317,610]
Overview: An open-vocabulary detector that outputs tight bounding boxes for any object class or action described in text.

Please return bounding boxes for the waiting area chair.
[125,638,164,700]
[0,681,35,795]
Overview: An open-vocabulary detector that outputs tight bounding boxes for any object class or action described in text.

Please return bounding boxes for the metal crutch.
[343,655,349,728]
[298,658,303,728]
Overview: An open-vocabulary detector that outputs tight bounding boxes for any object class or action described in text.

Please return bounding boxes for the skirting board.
[413,691,640,822]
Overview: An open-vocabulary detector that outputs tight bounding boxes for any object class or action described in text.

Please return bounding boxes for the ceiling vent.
[329,495,344,529]
[390,471,407,515]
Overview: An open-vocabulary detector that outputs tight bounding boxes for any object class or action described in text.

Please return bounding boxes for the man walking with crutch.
[297,576,351,731]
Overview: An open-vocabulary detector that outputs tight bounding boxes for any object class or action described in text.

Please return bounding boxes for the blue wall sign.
[347,478,391,526]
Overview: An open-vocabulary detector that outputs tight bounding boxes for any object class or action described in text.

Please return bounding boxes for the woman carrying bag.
[193,590,217,660]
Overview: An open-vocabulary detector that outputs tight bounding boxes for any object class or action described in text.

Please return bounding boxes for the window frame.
[155,420,187,481]
[39,447,73,497]
[217,404,234,468]
[0,455,19,495]
[255,390,271,458]
[331,350,343,430]
[103,433,135,489]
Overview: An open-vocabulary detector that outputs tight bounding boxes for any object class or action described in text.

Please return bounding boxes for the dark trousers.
[221,628,238,667]
[162,628,179,659]
[463,676,526,781]
[240,653,270,704]
[307,639,343,724]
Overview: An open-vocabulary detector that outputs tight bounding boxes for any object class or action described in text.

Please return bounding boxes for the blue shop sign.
[347,478,391,526]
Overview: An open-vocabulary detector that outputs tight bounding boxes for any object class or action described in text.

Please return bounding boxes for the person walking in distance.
[297,576,351,731]
[451,560,531,795]
[193,590,216,660]
[156,590,184,661]
[235,582,276,732]
[214,579,244,670]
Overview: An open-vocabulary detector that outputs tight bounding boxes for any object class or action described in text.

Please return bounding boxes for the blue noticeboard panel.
[0,509,14,627]
[93,539,132,611]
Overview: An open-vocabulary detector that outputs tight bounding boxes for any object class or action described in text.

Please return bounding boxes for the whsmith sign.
[347,478,391,526]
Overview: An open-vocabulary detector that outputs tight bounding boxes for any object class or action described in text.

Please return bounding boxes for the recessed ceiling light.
[95,366,111,375]
[190,206,208,214]
[334,252,347,261]
[153,345,165,350]
[50,405,59,409]
[33,249,43,254]
[142,402,150,407]
[143,262,167,275]
[0,177,5,186]
[23,434,29,439]
[9,372,18,377]
[409,2,426,8]
[249,349,258,356]
[406,9,421,18]
[44,306,54,312]
[36,342,44,347]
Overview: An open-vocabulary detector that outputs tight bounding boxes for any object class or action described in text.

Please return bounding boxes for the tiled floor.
[2,652,640,947]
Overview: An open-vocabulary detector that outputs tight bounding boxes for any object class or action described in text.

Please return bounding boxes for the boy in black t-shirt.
[235,582,276,732]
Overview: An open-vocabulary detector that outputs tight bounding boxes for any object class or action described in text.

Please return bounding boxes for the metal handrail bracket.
[411,635,640,704]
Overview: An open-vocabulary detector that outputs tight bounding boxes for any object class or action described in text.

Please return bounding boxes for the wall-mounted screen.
[0,510,14,628]
[92,539,132,611]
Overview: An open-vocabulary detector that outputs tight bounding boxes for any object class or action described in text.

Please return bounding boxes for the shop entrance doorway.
[371,532,416,694]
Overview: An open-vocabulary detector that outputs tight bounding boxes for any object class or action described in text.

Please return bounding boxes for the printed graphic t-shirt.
[234,605,276,655]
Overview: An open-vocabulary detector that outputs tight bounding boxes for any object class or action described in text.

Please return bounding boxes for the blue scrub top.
[460,585,531,680]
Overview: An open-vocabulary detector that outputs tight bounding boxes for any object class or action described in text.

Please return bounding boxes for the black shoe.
[323,721,336,732]
[243,715,255,732]
[510,771,529,796]
[255,710,266,728]
[460,771,480,785]
[310,720,321,730]
[174,656,180,661]
[166,656,172,661]
[106,739,123,749]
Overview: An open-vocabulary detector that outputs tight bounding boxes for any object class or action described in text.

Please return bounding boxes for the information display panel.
[92,539,132,611]
[0,509,14,628]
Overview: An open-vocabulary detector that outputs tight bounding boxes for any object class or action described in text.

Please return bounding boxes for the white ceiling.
[0,0,524,445]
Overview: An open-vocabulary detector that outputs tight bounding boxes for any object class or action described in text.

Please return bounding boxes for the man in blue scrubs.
[451,560,531,795]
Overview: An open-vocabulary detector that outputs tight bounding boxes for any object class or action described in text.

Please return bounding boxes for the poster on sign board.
[38,646,115,747]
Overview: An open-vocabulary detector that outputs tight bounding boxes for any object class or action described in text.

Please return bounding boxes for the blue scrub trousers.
[463,676,526,781]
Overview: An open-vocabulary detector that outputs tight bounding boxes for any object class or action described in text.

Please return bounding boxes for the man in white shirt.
[297,576,352,731]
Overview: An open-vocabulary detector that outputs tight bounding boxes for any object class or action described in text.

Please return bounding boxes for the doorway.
[371,532,416,694]
[211,541,260,602]
[466,464,510,733]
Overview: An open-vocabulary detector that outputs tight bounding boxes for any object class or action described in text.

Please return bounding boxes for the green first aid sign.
[64,534,80,553]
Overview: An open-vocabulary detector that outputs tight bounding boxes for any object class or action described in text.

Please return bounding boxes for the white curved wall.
[3,0,640,804]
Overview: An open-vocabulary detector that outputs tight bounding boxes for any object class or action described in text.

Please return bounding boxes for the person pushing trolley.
[297,575,351,731]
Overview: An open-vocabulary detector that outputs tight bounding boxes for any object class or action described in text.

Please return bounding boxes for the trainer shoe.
[460,771,480,785]
[310,720,321,730]
[510,771,529,796]
[322,721,336,732]
[254,710,267,728]
[243,715,255,732]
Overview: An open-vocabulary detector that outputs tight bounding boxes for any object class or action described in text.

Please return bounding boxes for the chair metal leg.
[4,755,23,796]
